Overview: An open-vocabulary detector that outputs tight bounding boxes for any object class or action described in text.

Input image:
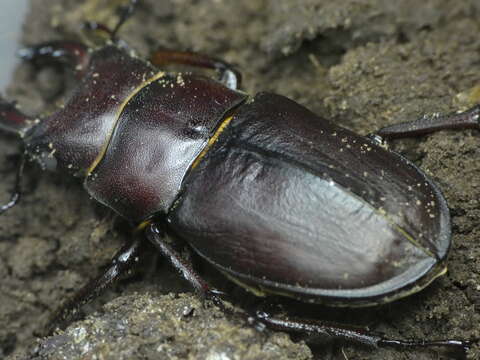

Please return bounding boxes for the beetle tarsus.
[378,338,470,359]
[204,288,227,307]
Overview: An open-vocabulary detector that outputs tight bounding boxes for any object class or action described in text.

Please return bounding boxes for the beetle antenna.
[0,151,26,215]
[111,0,139,40]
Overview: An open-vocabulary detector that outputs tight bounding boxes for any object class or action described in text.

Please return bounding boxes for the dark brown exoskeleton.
[0,1,478,357]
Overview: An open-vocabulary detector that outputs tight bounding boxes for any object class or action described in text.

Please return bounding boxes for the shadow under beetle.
[0,1,478,357]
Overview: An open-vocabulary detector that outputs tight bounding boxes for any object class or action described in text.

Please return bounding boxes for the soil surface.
[1,1,480,359]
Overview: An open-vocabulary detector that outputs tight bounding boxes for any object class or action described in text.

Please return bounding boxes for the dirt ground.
[1,0,480,359]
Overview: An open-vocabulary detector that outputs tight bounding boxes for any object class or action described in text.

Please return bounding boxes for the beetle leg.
[111,0,139,40]
[150,50,242,90]
[145,223,225,306]
[17,41,90,77]
[371,104,480,140]
[82,0,139,42]
[47,237,143,333]
[0,151,26,215]
[254,311,470,357]
[1,99,31,214]
[146,224,470,356]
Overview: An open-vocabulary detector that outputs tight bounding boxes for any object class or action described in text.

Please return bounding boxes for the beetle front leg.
[47,237,143,334]
[17,41,90,77]
[83,0,138,42]
[370,104,480,141]
[0,152,26,215]
[0,99,31,214]
[254,310,471,358]
[150,50,242,90]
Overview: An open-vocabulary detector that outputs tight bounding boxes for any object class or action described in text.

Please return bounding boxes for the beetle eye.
[183,124,207,139]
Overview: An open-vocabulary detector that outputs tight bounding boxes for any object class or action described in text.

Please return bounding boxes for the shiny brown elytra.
[0,1,478,357]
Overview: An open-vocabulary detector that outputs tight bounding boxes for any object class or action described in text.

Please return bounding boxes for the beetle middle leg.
[47,236,144,334]
[49,222,228,334]
[145,223,225,307]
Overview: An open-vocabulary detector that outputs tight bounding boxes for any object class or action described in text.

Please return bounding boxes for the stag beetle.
[0,0,478,357]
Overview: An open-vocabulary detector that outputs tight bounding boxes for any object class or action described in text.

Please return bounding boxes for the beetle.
[0,0,478,357]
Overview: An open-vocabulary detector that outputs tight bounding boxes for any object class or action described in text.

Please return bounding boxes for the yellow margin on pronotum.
[135,219,152,233]
[86,71,167,175]
[190,115,234,170]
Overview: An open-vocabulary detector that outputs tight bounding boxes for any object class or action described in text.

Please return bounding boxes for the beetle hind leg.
[253,310,471,358]
[370,104,480,141]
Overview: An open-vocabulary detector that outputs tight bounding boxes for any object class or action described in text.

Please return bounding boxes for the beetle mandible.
[0,0,478,357]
